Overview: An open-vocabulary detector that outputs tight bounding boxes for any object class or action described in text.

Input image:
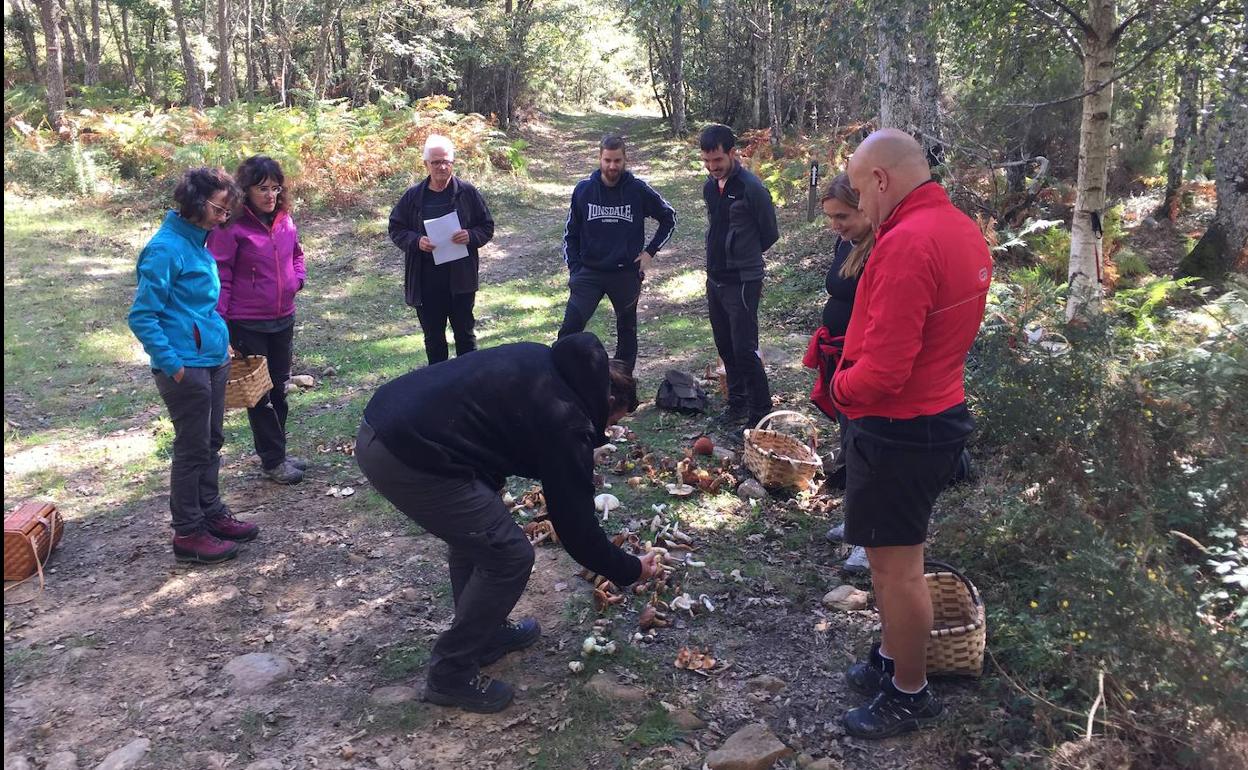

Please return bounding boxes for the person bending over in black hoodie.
[355,332,663,713]
[558,134,676,372]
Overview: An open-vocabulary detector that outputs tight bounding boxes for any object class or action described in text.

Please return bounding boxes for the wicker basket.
[743,410,821,491]
[224,355,273,410]
[925,560,986,676]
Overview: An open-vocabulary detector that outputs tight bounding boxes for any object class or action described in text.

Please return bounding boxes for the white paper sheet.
[423,211,470,265]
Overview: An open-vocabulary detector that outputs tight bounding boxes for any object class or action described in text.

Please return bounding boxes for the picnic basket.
[925,560,987,676]
[4,501,64,586]
[743,410,821,491]
[224,355,272,410]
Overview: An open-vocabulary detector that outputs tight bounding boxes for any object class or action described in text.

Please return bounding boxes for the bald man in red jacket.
[831,129,992,739]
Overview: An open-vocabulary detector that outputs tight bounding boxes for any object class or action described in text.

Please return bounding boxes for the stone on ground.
[93,738,151,770]
[705,723,792,770]
[586,673,646,703]
[223,652,294,693]
[821,584,869,611]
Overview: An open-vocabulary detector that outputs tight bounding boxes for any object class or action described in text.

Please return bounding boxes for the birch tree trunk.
[1066,0,1116,323]
[670,1,686,135]
[1157,50,1199,220]
[217,0,237,104]
[875,0,911,130]
[36,0,68,129]
[244,0,256,97]
[765,0,781,153]
[171,0,205,108]
[910,0,942,162]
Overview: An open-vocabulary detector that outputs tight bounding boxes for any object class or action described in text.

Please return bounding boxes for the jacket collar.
[163,210,211,246]
[419,176,459,198]
[239,204,288,232]
[876,179,944,238]
[590,169,634,190]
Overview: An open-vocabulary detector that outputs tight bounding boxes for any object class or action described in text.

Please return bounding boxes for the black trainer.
[424,673,514,713]
[846,642,892,695]
[842,678,942,739]
[479,617,542,666]
[713,407,748,428]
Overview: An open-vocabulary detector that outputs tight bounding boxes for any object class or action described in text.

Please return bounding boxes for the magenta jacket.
[207,207,307,320]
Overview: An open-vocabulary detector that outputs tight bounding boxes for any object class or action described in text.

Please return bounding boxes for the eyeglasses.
[254,185,283,195]
[427,159,453,168]
[205,199,232,217]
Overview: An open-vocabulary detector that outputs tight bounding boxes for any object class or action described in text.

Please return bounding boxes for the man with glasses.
[389,135,495,364]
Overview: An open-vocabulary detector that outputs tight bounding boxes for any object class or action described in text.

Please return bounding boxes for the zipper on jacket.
[251,267,257,290]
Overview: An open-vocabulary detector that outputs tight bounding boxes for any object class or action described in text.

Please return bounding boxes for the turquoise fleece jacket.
[128,210,230,376]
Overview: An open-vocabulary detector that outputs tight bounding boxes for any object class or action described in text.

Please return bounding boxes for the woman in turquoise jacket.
[128,167,260,565]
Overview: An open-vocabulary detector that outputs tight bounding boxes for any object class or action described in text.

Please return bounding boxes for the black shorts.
[843,405,973,548]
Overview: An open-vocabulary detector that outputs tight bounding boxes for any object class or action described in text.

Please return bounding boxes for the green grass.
[376,643,431,680]
[530,686,620,770]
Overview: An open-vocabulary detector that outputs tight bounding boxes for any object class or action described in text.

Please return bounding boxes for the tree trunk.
[217,0,237,104]
[85,0,100,85]
[58,0,79,85]
[910,0,942,163]
[875,0,911,130]
[36,0,68,129]
[1179,2,1248,278]
[171,0,205,108]
[1157,51,1199,220]
[143,14,158,99]
[10,0,42,82]
[670,1,686,135]
[311,0,343,100]
[243,0,256,97]
[765,0,781,153]
[105,0,138,92]
[751,20,763,128]
[1066,0,1116,323]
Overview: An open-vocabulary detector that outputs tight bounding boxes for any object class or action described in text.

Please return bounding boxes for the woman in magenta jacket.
[208,156,308,485]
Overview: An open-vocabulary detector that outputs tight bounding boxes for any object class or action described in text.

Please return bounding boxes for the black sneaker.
[424,673,515,713]
[713,407,748,428]
[479,617,542,666]
[846,642,891,695]
[842,679,942,739]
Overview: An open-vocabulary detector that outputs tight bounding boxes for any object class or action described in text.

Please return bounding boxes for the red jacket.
[832,181,992,420]
[207,207,306,321]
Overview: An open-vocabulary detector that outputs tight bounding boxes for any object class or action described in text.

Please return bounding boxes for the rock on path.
[705,723,792,770]
[223,652,295,693]
[93,738,151,770]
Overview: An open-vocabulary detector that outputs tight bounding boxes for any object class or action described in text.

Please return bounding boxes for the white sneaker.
[842,546,870,575]
[825,523,846,543]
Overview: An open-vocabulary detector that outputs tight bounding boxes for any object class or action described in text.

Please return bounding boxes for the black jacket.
[563,170,676,273]
[703,161,779,283]
[362,333,642,587]
[388,176,495,306]
[822,237,862,337]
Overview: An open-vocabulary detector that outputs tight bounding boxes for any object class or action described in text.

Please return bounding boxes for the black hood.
[552,332,611,446]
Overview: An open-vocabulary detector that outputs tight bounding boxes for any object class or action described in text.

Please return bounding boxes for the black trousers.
[416,292,477,364]
[707,278,770,418]
[153,364,230,535]
[354,420,534,685]
[227,321,294,470]
[558,268,641,371]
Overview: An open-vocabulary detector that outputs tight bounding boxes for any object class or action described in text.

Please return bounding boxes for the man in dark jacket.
[558,134,676,372]
[699,124,780,428]
[388,134,495,364]
[356,332,662,713]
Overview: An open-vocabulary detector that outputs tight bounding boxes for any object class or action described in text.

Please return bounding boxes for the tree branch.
[1046,0,1095,36]
[1111,7,1150,44]
[1009,0,1227,109]
[1021,0,1085,57]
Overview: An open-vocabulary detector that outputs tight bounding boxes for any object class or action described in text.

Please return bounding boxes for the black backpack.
[655,370,708,414]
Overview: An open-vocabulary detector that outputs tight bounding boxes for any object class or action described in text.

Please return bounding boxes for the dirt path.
[4,113,953,770]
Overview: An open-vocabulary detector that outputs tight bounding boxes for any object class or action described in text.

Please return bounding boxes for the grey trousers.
[153,363,230,535]
[355,420,534,684]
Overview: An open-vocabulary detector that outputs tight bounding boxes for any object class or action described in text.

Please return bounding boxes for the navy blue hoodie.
[563,170,676,273]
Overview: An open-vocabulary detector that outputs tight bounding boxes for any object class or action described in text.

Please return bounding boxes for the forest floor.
[2,111,1197,770]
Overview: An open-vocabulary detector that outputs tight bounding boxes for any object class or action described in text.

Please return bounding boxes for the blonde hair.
[821,173,875,280]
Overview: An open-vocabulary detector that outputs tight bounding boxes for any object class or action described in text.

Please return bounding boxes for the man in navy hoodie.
[558,134,676,372]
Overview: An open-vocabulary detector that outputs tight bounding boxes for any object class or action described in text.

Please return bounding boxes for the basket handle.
[751,410,819,451]
[924,559,981,607]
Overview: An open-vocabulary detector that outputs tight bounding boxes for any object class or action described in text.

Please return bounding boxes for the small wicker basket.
[743,410,821,491]
[224,355,273,410]
[925,560,987,676]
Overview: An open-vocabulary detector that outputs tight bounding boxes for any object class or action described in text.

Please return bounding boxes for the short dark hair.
[699,124,735,153]
[235,155,289,213]
[608,359,639,414]
[173,167,241,222]
[600,134,626,154]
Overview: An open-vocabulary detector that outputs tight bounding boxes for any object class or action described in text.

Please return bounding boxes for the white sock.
[891,676,927,695]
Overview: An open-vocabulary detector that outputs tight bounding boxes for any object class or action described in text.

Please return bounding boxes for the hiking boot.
[842,678,943,739]
[424,673,515,713]
[713,407,748,428]
[205,510,260,542]
[287,455,309,471]
[846,642,892,695]
[825,523,846,543]
[262,460,304,485]
[172,530,240,565]
[842,546,870,576]
[479,618,542,666]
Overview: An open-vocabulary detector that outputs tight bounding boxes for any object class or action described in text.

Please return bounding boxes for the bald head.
[846,128,933,227]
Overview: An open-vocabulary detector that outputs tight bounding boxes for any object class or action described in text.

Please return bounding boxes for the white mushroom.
[568,661,585,673]
[594,493,621,521]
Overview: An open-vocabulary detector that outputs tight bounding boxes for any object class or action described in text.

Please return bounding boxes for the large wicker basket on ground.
[925,560,987,676]
[224,355,272,410]
[743,410,821,491]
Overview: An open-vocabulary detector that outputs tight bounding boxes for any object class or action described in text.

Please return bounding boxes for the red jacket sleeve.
[833,258,938,408]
